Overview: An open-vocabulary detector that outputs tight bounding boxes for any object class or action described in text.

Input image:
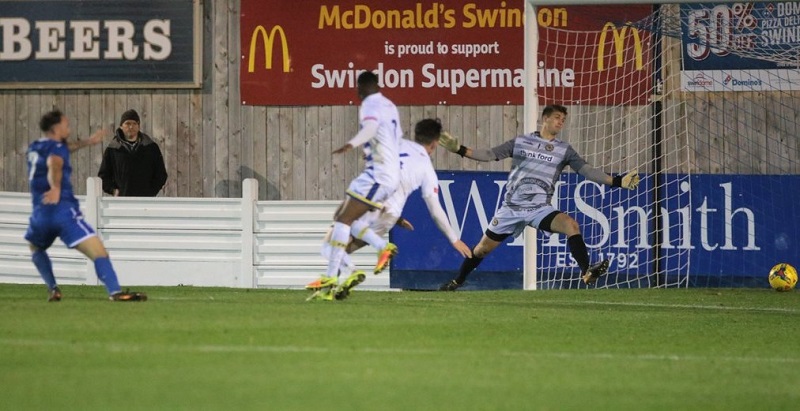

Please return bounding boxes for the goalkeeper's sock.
[325,222,351,279]
[567,234,591,273]
[455,251,484,284]
[94,257,122,295]
[350,220,387,251]
[32,249,57,290]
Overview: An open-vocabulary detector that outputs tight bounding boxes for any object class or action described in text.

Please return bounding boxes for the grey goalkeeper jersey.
[491,132,587,210]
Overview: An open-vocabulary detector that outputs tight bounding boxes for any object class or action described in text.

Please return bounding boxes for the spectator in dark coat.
[98,109,168,196]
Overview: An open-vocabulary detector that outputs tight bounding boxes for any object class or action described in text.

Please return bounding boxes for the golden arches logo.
[247,25,290,73]
[597,22,643,71]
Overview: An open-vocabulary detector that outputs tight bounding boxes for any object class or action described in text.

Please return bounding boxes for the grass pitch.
[1,284,798,410]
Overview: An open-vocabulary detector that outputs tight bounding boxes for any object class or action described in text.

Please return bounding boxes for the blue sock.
[32,250,57,290]
[94,257,121,295]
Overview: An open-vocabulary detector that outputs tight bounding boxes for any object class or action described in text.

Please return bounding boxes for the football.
[768,263,798,291]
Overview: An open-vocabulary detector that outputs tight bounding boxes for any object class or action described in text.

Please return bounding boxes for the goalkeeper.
[437,104,639,291]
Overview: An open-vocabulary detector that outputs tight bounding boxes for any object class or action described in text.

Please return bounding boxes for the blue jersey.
[26,138,79,210]
[25,137,95,249]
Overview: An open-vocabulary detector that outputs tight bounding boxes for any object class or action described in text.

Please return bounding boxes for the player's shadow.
[236,166,280,200]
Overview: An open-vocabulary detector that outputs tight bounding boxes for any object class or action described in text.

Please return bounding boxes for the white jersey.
[383,139,439,216]
[359,92,402,189]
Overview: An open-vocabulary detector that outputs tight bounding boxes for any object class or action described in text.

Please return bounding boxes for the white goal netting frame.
[524,1,800,289]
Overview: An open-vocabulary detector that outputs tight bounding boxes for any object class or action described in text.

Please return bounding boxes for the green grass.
[1,284,798,411]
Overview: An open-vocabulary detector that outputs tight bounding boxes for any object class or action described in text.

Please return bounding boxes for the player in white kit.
[317,119,473,300]
[307,71,403,300]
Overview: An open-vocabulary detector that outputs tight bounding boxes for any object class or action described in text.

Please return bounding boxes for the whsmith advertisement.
[390,171,797,289]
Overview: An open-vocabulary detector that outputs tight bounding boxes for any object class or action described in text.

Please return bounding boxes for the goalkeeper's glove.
[438,131,462,154]
[612,170,640,190]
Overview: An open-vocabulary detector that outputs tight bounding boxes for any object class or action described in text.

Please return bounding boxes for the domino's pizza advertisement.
[680,2,800,91]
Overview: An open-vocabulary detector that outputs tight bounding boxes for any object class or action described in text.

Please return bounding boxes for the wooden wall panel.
[2,0,799,201]
[317,106,333,200]
[264,106,280,200]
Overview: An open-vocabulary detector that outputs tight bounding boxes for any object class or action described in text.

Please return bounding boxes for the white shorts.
[357,209,400,237]
[487,204,559,239]
[345,172,396,210]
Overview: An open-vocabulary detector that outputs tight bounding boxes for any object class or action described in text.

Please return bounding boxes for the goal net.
[530,2,799,289]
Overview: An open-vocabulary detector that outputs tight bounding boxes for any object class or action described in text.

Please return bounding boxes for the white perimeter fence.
[0,178,391,290]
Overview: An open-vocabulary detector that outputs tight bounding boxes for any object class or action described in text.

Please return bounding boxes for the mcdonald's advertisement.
[681,2,800,92]
[240,1,653,106]
[0,0,202,89]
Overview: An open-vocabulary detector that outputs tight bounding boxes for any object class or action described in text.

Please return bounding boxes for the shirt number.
[27,152,39,181]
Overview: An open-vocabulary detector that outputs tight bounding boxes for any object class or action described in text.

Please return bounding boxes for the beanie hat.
[120,109,140,126]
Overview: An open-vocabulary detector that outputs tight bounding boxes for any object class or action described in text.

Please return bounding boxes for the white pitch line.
[147,294,800,314]
[411,297,800,314]
[2,338,798,365]
[569,299,800,313]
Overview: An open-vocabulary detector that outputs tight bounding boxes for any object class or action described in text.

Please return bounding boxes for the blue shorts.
[25,205,97,249]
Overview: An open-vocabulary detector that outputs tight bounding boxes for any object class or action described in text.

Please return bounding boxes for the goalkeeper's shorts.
[486,204,558,239]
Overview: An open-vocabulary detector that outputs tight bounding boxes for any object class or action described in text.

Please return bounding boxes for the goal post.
[522,0,539,290]
[521,0,800,289]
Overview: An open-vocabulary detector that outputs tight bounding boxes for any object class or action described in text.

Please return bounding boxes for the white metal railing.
[0,178,390,289]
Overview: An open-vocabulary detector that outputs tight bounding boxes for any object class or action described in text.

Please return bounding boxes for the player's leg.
[320,226,356,278]
[28,244,61,301]
[59,207,146,301]
[307,227,338,295]
[325,196,371,278]
[72,236,119,291]
[25,217,61,301]
[334,269,366,301]
[28,243,56,286]
[338,177,397,274]
[346,238,367,254]
[344,207,391,254]
[335,212,393,300]
[545,212,609,284]
[541,211,587,271]
[309,197,372,300]
[440,207,522,291]
[312,175,394,300]
[342,209,382,272]
[439,232,505,291]
[72,237,147,301]
[311,224,360,300]
[351,209,398,273]
[349,208,385,248]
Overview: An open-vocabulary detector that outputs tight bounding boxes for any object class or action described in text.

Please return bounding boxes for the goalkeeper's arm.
[438,132,501,162]
[578,165,640,190]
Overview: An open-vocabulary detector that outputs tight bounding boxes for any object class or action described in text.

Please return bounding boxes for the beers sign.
[0,0,202,89]
[240,1,653,106]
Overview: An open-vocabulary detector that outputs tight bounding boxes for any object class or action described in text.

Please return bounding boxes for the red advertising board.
[240,1,652,106]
